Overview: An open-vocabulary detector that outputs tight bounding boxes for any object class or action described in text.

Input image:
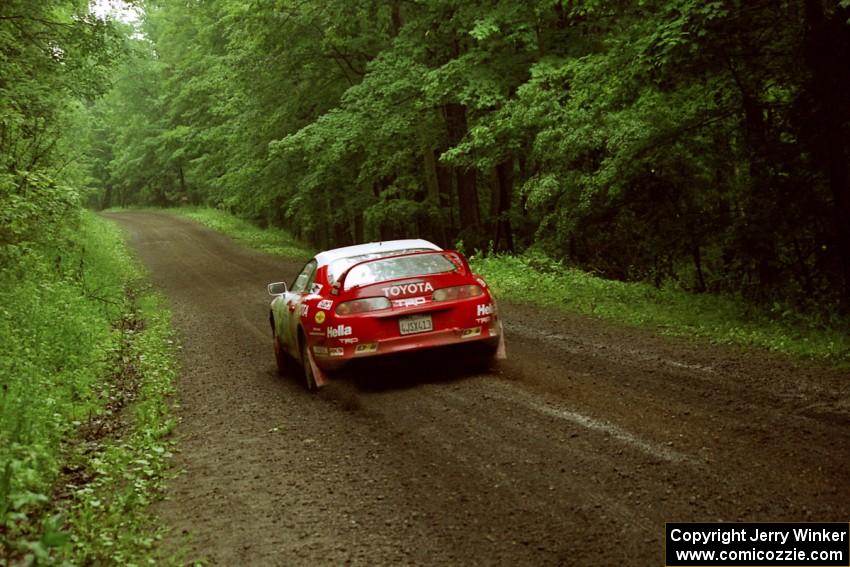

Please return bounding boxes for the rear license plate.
[399,314,433,335]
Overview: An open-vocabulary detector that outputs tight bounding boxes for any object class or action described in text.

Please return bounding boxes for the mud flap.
[307,346,330,388]
[495,321,507,359]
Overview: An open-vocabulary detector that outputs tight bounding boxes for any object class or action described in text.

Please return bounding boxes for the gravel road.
[108,211,850,566]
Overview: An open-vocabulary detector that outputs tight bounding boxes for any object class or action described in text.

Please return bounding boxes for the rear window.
[328,248,430,284]
[340,253,457,289]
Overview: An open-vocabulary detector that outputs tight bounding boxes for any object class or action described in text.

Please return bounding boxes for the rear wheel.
[299,334,318,392]
[471,338,500,372]
[273,332,289,376]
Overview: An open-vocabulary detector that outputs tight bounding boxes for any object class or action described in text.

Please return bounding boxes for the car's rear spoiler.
[331,249,471,296]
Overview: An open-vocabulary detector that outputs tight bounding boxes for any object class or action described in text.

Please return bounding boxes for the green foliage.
[1,0,122,200]
[85,0,850,314]
[0,213,176,564]
[0,215,127,550]
[0,171,80,248]
[57,292,177,566]
[1,3,178,563]
[470,251,850,364]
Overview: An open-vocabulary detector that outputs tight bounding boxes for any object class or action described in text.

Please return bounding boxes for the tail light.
[432,284,483,302]
[335,297,391,315]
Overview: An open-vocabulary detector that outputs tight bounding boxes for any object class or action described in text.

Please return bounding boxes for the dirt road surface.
[109,211,849,565]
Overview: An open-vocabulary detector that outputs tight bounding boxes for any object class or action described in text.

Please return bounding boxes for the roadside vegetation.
[168,207,312,261]
[1,2,846,560]
[164,207,850,364]
[470,253,850,364]
[1,4,179,563]
[0,212,177,565]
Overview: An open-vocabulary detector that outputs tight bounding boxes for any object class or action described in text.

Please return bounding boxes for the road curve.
[108,211,850,566]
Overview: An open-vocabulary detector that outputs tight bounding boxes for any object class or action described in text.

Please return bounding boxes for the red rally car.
[267,239,506,390]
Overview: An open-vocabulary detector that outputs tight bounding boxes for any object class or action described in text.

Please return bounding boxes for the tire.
[299,334,318,392]
[474,339,500,371]
[273,332,289,376]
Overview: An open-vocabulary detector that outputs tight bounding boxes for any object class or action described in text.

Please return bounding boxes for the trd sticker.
[315,311,326,324]
[355,343,378,354]
[392,297,427,308]
[461,326,482,338]
[338,337,359,344]
[381,281,434,297]
[475,316,492,325]
[327,324,352,338]
[317,299,333,310]
[477,303,494,317]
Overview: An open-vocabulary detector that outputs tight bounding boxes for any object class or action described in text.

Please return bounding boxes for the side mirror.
[267,282,287,295]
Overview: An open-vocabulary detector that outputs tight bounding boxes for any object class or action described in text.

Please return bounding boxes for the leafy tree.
[1,0,122,255]
[86,0,850,312]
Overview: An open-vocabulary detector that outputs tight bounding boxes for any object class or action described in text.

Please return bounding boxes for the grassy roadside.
[150,206,848,364]
[167,207,313,261]
[0,211,177,565]
[469,252,850,364]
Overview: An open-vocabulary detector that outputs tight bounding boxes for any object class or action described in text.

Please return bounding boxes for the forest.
[2,0,850,561]
[76,0,850,316]
[5,1,850,313]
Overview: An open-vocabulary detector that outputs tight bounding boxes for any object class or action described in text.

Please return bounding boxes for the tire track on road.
[109,211,850,566]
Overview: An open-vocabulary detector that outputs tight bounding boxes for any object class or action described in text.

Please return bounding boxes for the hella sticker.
[327,324,352,338]
[382,281,433,297]
[477,303,494,317]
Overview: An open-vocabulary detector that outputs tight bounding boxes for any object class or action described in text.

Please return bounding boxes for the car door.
[280,259,317,355]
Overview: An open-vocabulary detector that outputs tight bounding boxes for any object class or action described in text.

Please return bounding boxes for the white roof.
[315,239,441,266]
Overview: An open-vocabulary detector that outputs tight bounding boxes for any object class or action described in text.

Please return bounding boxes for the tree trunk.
[803,0,850,310]
[422,144,440,202]
[436,159,454,235]
[444,103,479,237]
[419,121,447,246]
[456,167,479,229]
[692,244,706,292]
[334,220,351,247]
[518,153,529,215]
[102,185,112,210]
[494,158,515,252]
[737,84,779,295]
[353,209,364,244]
[178,163,186,197]
[390,1,402,37]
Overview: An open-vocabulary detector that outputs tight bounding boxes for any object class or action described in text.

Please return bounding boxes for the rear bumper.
[311,323,502,370]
